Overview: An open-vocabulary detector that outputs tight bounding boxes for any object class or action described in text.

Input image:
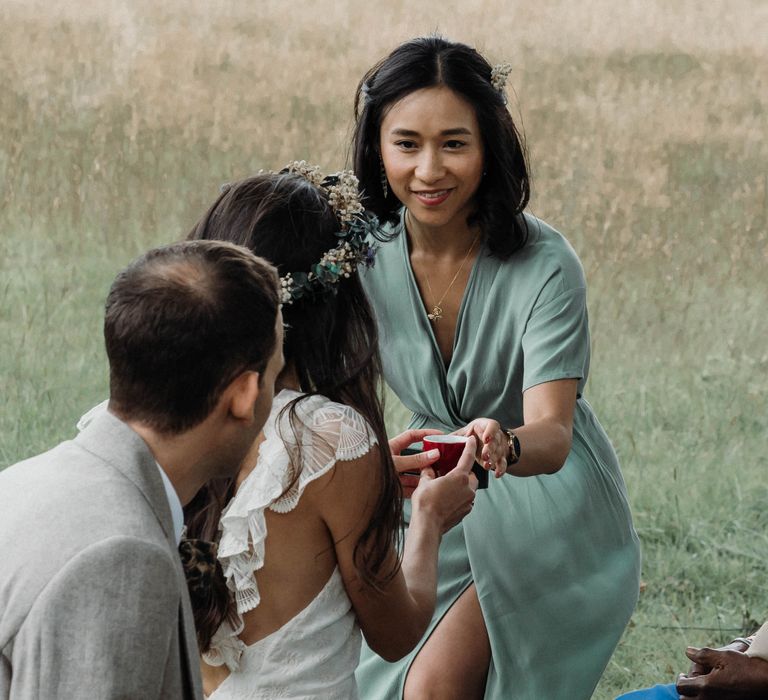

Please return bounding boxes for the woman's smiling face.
[379,85,484,232]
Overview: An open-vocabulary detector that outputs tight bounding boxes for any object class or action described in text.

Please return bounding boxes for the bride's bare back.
[239,473,340,644]
[201,389,476,698]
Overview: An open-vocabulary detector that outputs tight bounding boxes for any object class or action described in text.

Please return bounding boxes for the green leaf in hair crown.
[276,161,379,306]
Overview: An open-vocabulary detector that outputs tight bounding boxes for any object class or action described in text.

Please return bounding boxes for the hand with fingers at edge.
[675,646,768,699]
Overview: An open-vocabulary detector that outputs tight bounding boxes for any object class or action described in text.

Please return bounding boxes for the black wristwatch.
[504,428,521,464]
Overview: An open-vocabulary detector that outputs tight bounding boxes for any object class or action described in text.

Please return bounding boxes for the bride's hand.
[411,437,478,533]
[389,429,442,497]
[455,418,508,478]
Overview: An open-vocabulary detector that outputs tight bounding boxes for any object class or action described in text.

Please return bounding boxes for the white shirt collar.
[156,463,184,544]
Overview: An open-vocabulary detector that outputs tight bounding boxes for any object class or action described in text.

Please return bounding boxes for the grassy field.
[1,1,766,696]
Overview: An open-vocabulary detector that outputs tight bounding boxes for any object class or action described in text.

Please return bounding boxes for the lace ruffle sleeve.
[215,391,379,619]
[202,617,246,673]
[270,397,379,513]
[216,428,287,615]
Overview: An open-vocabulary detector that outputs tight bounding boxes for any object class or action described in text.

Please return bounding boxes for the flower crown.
[276,161,379,306]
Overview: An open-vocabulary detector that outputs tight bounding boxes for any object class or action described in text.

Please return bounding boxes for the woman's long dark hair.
[352,35,531,259]
[182,172,402,652]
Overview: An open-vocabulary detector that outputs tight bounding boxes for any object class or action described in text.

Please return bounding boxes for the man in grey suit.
[0,239,284,699]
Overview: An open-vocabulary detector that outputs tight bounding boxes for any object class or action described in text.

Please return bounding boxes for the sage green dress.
[356,213,641,699]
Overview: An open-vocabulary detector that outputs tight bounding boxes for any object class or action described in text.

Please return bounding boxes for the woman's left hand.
[389,428,443,497]
[455,418,508,478]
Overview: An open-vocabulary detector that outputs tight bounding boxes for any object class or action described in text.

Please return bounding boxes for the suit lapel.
[75,410,203,699]
[76,409,204,697]
[178,586,204,698]
[74,409,175,545]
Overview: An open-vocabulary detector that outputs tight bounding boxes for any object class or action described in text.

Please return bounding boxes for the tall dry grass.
[1,1,767,696]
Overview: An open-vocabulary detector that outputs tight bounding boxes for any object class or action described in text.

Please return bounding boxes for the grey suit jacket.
[0,411,203,699]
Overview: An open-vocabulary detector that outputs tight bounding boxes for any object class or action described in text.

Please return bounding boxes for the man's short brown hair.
[104,240,279,433]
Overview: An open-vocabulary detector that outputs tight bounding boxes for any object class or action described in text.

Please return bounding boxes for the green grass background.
[1,1,766,696]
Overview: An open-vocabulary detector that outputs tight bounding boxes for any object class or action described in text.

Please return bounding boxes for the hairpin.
[490,63,513,97]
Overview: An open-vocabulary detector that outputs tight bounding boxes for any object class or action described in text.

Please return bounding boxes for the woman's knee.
[404,662,486,700]
[403,671,456,700]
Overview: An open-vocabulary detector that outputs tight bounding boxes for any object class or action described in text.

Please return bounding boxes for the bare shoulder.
[303,446,383,529]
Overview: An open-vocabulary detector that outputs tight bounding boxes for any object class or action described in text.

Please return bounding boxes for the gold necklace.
[423,233,479,322]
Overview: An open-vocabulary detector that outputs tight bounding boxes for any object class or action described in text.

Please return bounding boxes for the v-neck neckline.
[399,214,482,378]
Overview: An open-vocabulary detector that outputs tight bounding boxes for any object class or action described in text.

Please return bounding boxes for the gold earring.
[379,158,388,199]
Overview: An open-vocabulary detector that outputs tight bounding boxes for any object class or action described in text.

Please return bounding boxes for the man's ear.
[226,370,261,422]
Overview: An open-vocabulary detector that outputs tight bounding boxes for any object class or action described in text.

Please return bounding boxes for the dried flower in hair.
[284,160,325,187]
[358,82,372,111]
[490,63,513,94]
[323,170,365,226]
[274,162,379,306]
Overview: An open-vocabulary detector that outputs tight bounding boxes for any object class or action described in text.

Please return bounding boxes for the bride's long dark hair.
[182,171,402,652]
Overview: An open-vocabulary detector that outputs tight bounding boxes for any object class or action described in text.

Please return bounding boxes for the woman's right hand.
[410,436,478,533]
[323,435,477,663]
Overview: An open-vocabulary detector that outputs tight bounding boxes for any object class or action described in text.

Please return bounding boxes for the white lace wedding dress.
[204,389,378,700]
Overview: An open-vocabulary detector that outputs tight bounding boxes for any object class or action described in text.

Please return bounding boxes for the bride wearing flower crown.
[180,164,478,699]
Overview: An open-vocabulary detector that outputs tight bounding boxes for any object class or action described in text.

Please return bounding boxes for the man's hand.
[688,641,750,677]
[676,647,768,699]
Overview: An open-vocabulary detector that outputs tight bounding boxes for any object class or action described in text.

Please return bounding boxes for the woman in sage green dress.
[351,37,641,699]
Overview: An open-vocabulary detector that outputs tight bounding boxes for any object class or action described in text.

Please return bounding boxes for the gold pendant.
[428,305,443,321]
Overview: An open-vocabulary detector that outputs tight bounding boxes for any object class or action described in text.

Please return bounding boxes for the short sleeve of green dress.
[356,213,641,700]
